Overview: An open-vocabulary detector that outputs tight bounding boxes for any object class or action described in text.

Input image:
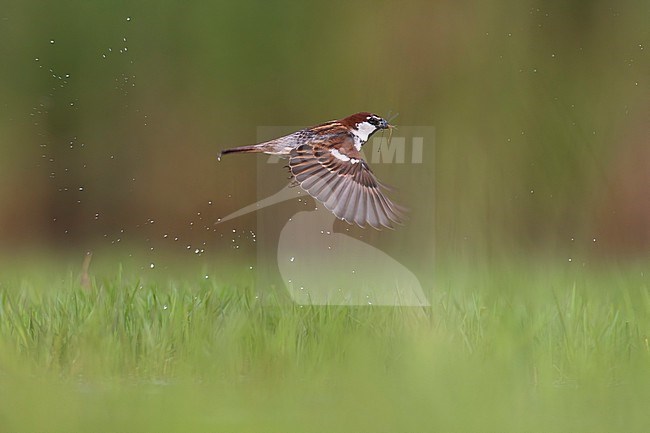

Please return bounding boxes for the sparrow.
[219,112,405,230]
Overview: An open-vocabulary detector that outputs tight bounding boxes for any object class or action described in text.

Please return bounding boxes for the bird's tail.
[218,144,263,161]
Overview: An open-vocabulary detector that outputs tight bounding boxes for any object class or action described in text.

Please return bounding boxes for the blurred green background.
[0,0,647,263]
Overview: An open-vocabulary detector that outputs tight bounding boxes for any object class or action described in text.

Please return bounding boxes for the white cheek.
[355,121,376,141]
[353,121,377,150]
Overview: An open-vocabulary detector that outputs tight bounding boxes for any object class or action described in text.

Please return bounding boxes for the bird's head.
[341,112,392,143]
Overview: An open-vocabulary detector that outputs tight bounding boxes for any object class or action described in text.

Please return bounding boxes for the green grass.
[0,260,649,432]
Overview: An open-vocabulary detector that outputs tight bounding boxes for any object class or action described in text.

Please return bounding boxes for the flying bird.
[219,112,405,230]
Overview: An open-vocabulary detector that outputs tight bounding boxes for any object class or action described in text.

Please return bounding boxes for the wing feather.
[288,136,405,229]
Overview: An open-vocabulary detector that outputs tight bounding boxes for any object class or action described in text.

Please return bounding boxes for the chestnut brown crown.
[340,112,390,130]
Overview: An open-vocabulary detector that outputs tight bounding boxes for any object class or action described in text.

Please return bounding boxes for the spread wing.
[288,134,405,229]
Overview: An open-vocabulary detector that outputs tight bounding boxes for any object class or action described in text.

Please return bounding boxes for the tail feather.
[218,144,263,161]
